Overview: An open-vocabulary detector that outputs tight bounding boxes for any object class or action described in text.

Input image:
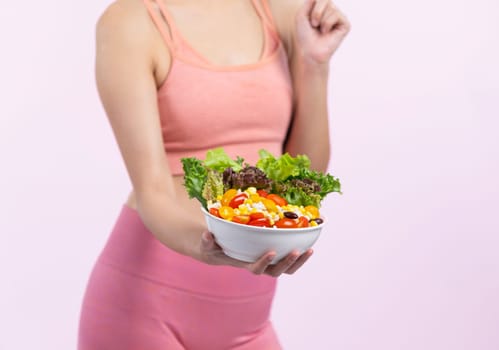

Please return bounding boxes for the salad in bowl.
[181,148,341,262]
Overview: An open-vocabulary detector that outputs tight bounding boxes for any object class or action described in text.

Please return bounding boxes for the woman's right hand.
[199,231,314,277]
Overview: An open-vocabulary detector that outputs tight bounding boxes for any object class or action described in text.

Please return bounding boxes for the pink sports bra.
[143,0,293,175]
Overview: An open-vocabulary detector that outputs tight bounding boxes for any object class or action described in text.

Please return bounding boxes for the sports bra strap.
[254,0,279,34]
[144,0,279,56]
[143,0,177,53]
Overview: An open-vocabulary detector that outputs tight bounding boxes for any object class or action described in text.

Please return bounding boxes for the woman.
[78,0,349,348]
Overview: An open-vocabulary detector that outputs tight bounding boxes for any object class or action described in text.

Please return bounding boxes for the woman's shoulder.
[267,0,306,57]
[96,0,157,50]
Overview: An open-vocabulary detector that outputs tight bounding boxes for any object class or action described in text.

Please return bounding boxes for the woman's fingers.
[202,232,276,272]
[335,12,351,35]
[310,0,329,28]
[250,252,277,275]
[298,0,316,25]
[201,231,245,267]
[322,6,350,35]
[264,250,301,277]
[201,232,313,276]
[307,1,350,36]
[285,249,314,274]
[319,6,338,33]
[200,231,217,251]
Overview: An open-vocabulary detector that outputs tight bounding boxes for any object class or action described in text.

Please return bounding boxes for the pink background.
[1,0,498,349]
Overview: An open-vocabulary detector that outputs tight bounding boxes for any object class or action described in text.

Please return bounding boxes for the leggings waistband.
[97,205,277,298]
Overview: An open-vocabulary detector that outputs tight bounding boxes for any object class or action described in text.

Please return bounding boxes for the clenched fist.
[294,0,351,65]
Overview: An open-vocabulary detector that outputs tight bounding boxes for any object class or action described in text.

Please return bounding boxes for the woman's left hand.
[200,231,314,277]
[294,0,351,66]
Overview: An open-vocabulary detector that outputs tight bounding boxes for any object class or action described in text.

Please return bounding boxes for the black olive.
[283,211,298,219]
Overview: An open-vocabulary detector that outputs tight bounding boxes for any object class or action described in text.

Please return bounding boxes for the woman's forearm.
[282,0,350,173]
[135,186,206,261]
[284,61,331,172]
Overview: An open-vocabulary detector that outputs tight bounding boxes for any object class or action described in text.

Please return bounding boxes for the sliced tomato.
[232,215,250,225]
[248,218,271,227]
[297,216,309,228]
[267,194,287,207]
[256,189,269,198]
[229,193,248,209]
[249,212,265,220]
[274,218,298,229]
[221,189,237,206]
[209,208,220,218]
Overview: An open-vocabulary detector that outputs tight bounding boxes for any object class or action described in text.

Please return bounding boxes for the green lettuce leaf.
[256,149,310,182]
[182,147,341,209]
[204,148,243,172]
[281,186,322,207]
[297,168,342,198]
[181,157,208,208]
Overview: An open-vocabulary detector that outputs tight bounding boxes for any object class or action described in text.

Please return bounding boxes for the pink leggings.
[78,205,281,349]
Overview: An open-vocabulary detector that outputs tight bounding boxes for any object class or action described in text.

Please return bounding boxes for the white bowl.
[201,208,324,264]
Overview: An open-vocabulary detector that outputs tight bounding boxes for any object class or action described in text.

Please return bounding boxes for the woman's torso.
[126,0,293,219]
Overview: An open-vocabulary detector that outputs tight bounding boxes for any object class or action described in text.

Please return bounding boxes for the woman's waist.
[98,204,277,298]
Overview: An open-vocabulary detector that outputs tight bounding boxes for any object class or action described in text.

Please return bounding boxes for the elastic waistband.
[98,205,277,298]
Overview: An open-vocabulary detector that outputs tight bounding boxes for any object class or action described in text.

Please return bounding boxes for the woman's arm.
[286,58,330,172]
[94,1,310,276]
[271,0,351,172]
[95,2,205,258]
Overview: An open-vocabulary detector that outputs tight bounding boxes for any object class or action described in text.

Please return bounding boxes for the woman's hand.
[294,0,351,66]
[199,231,314,277]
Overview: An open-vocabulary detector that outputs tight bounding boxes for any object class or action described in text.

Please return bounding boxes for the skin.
[95,0,350,277]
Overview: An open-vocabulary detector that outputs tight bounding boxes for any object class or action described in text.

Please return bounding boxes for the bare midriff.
[124,175,207,227]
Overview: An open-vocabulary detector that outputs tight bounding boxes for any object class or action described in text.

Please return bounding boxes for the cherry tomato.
[249,212,265,220]
[209,208,220,218]
[221,189,237,206]
[229,193,248,209]
[274,218,298,229]
[297,216,309,228]
[219,206,234,220]
[232,215,250,225]
[248,218,271,227]
[267,194,287,207]
[256,190,269,198]
[304,205,320,219]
